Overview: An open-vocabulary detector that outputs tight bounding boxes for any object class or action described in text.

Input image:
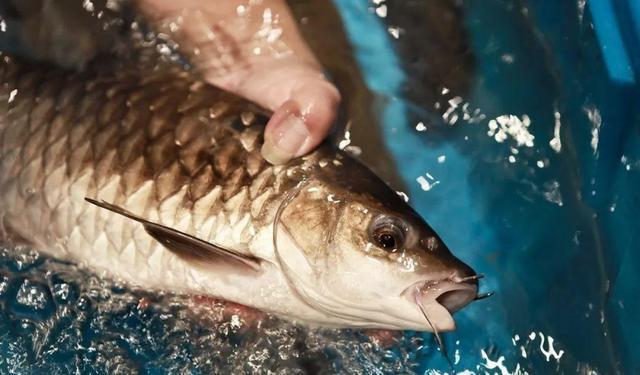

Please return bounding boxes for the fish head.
[274,151,479,331]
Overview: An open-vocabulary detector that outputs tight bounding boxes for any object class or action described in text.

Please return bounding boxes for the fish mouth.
[415,276,480,312]
[401,276,485,366]
[430,278,479,313]
[402,275,482,332]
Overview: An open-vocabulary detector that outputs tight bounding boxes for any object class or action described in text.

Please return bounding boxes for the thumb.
[261,79,341,165]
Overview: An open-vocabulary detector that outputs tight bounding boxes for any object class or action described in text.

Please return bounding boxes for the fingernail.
[261,114,309,165]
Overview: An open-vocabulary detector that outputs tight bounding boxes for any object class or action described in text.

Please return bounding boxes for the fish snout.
[449,259,478,285]
[439,262,480,313]
[410,265,480,314]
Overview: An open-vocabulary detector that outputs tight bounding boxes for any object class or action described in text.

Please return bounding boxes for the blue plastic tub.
[334,0,639,372]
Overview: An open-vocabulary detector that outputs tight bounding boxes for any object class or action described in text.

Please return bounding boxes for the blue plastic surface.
[589,0,635,84]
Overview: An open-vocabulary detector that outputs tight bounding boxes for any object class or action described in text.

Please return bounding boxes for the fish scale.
[0,51,481,331]
[0,56,293,293]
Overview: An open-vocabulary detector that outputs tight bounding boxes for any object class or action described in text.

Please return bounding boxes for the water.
[0,0,638,373]
[0,246,431,373]
[330,0,638,373]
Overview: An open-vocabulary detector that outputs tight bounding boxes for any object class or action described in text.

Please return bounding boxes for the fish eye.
[369,215,406,252]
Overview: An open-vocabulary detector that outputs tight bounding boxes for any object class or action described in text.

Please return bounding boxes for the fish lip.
[401,278,479,304]
[400,277,479,331]
[431,281,478,313]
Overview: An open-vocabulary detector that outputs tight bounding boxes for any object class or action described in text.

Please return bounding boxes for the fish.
[0,53,482,334]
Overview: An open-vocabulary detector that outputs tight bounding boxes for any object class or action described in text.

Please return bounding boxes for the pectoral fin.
[85,198,261,273]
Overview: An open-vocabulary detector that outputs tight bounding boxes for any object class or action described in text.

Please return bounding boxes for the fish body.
[0,55,480,331]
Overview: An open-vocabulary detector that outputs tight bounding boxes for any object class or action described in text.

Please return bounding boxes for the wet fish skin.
[1,56,290,281]
[0,55,478,331]
[0,56,287,291]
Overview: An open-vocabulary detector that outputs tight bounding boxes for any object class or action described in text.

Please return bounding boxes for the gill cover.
[273,178,374,324]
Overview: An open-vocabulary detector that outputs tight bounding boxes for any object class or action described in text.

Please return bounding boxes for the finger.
[261,79,341,165]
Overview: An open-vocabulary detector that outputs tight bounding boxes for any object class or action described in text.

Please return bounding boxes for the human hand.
[137,0,341,165]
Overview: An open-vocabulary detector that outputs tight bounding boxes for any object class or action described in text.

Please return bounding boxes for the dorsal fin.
[85,198,261,273]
